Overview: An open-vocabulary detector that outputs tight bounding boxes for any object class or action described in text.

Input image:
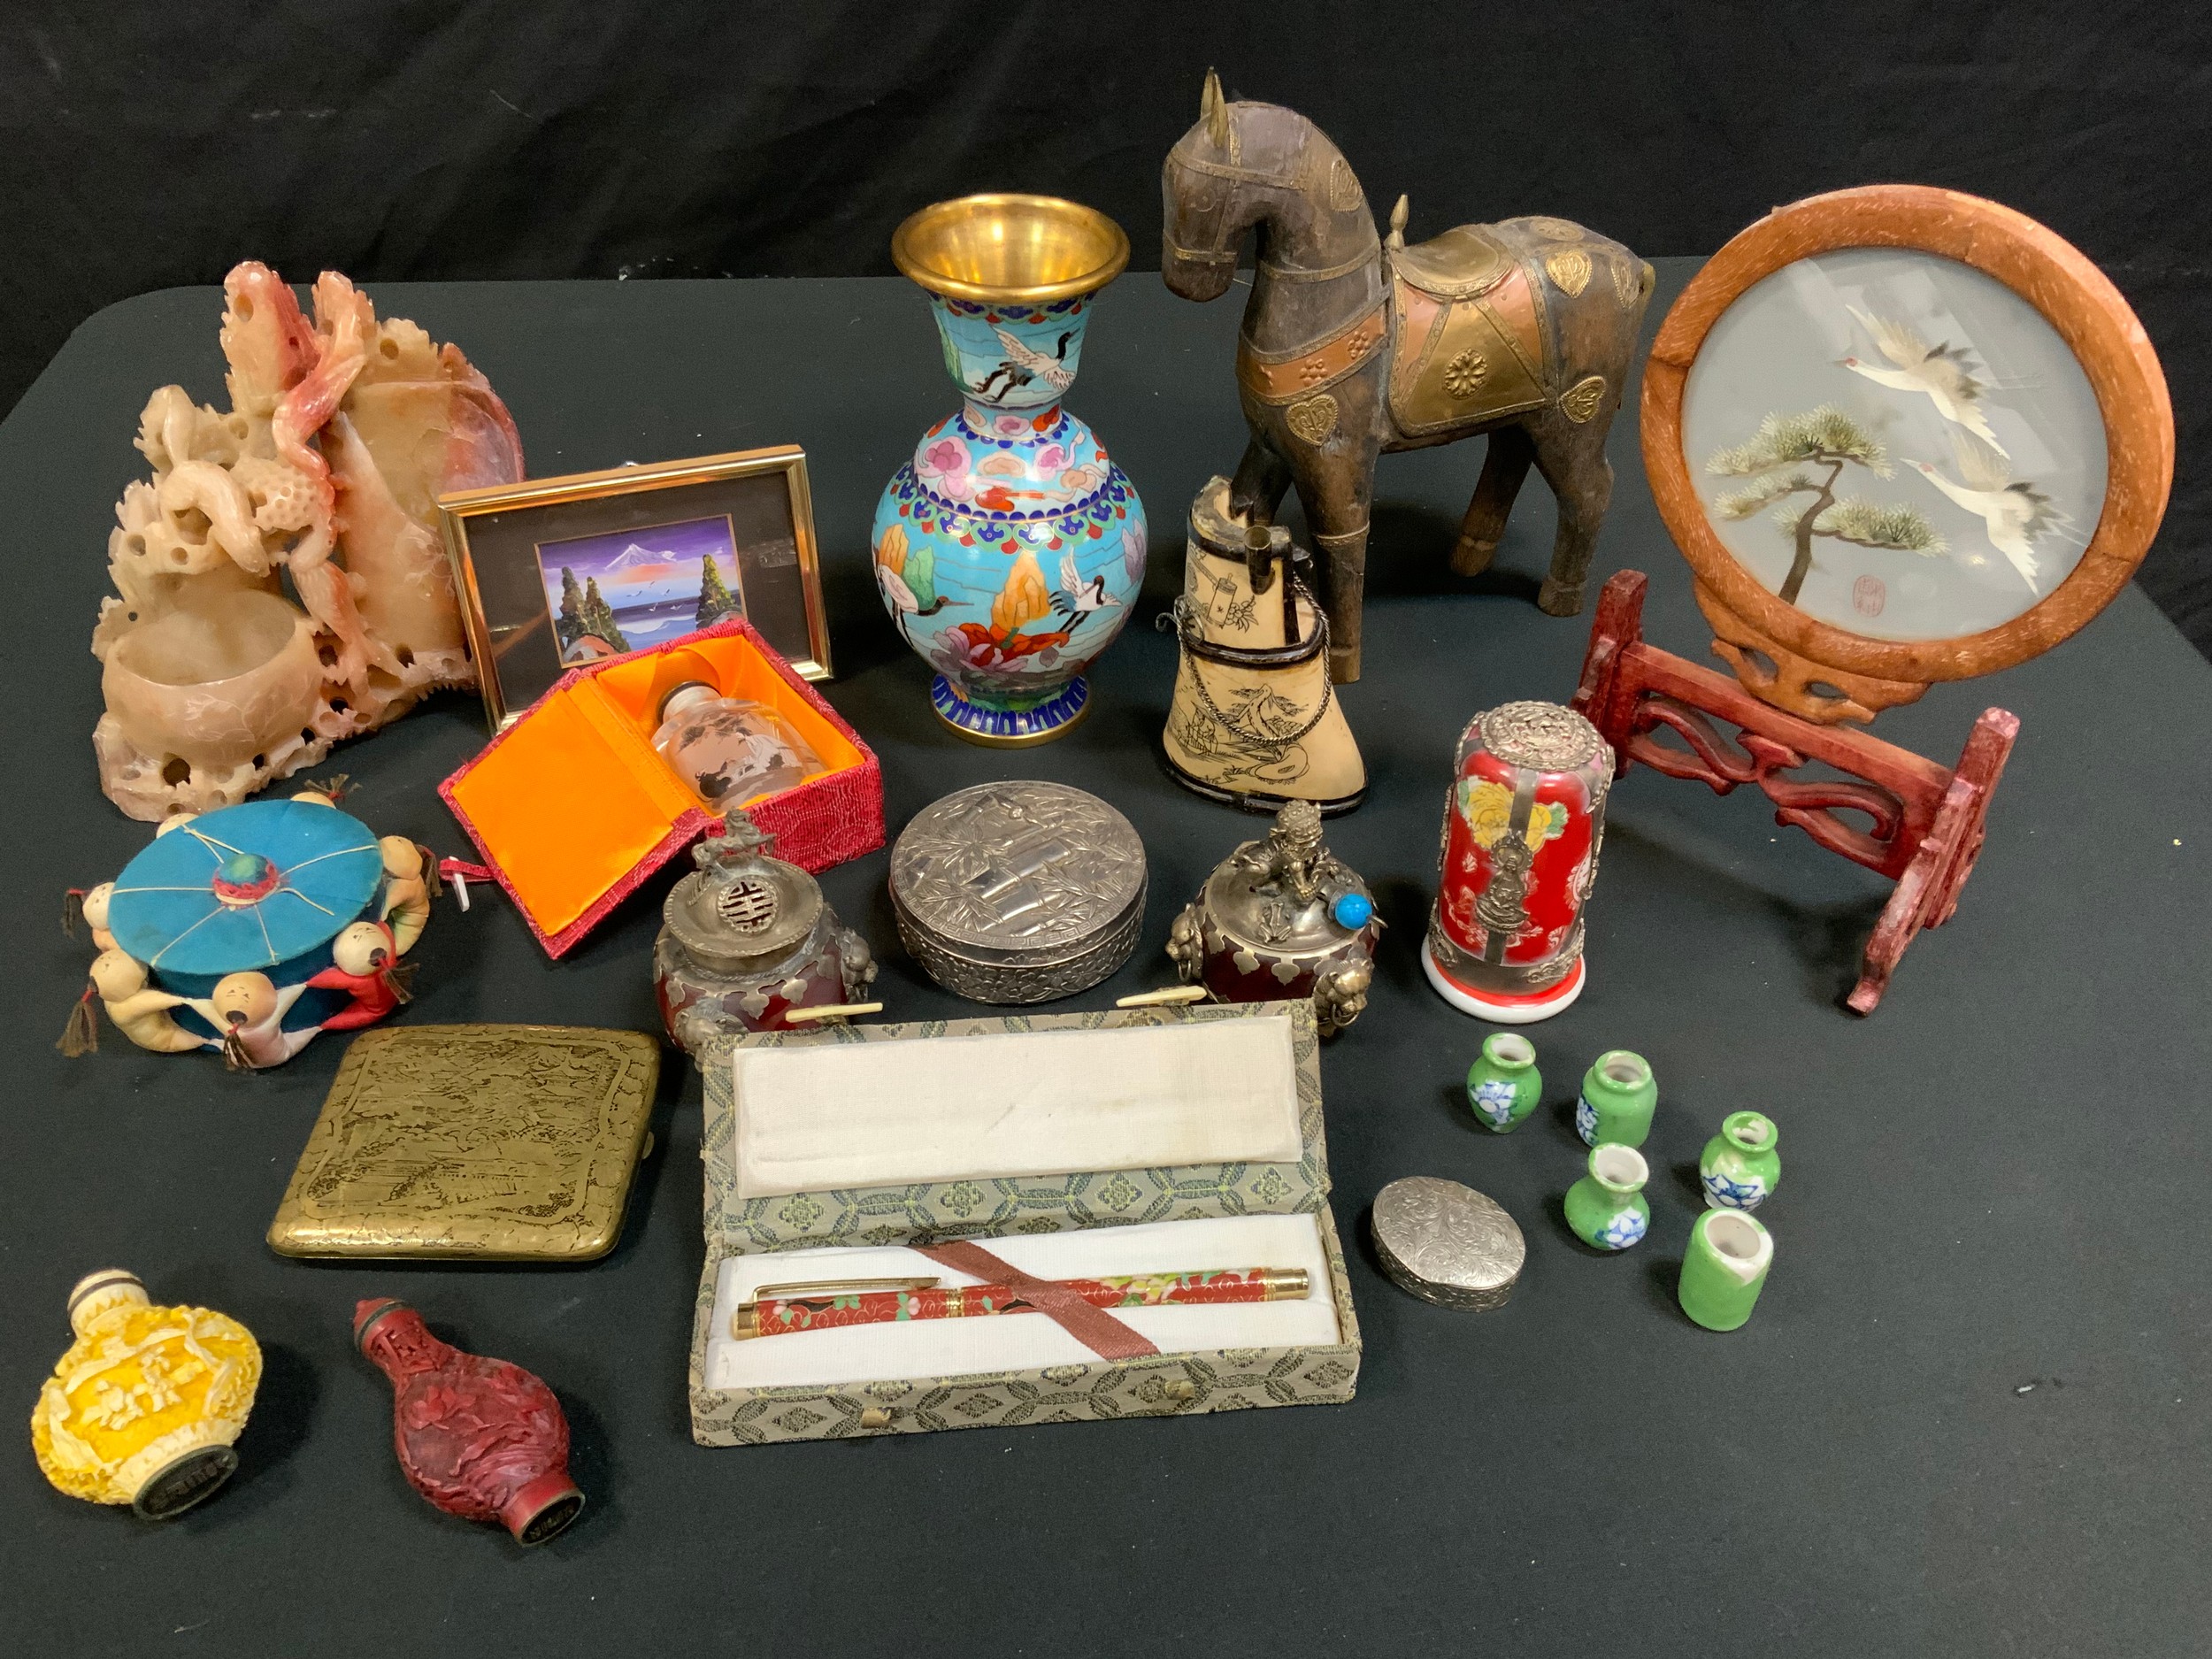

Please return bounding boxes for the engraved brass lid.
[889,781,1146,969]
[662,814,823,975]
[1371,1177,1525,1311]
[266,1025,660,1262]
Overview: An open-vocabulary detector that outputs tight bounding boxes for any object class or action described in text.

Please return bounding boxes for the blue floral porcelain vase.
[1563,1143,1651,1252]
[873,195,1147,746]
[1699,1110,1781,1211]
[1464,1032,1542,1133]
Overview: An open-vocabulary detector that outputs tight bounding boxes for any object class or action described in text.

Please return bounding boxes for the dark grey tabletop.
[4,263,2204,1657]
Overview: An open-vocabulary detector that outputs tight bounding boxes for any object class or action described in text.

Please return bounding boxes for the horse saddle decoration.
[1389,224,1549,438]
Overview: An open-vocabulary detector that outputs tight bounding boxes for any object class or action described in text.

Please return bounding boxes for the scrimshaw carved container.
[1422,701,1612,1024]
[687,1000,1359,1446]
[1161,477,1365,815]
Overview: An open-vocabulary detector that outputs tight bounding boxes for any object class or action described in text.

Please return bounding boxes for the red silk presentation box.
[439,616,884,958]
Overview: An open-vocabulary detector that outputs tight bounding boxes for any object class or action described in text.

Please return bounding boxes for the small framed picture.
[440,445,833,727]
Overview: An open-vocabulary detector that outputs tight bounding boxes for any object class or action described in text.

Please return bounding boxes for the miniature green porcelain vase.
[1699,1110,1780,1211]
[1678,1209,1773,1331]
[1575,1049,1656,1148]
[1563,1143,1649,1251]
[1464,1033,1542,1133]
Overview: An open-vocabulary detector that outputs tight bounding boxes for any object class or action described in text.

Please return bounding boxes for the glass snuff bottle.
[353,1297,584,1546]
[649,680,826,812]
[1166,799,1381,1037]
[30,1269,262,1519]
[653,811,876,1052]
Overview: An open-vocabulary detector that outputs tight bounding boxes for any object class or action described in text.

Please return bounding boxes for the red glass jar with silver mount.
[1422,701,1612,1025]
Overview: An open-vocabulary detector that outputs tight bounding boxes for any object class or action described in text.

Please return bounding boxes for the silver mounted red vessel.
[1422,701,1612,1024]
[1166,801,1380,1037]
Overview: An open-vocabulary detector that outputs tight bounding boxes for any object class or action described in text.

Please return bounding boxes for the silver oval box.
[889,780,1148,1004]
[1371,1177,1526,1311]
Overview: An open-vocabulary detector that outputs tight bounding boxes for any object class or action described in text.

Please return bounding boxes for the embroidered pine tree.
[555,567,587,653]
[695,555,740,630]
[1708,405,1944,604]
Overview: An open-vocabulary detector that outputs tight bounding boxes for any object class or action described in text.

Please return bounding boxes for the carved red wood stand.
[1571,572,2016,1013]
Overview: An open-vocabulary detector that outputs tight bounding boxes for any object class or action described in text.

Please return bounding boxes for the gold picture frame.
[440,444,833,729]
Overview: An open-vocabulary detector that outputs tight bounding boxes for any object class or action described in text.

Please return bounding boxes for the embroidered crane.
[1905,431,2068,594]
[1839,305,2008,457]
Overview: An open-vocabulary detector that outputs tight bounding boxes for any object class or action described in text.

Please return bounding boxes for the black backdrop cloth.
[3,264,2208,1658]
[3,0,2208,648]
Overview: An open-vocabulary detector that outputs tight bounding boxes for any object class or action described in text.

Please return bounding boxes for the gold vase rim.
[891,194,1131,304]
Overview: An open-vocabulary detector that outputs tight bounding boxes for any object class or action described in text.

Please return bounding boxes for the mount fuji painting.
[534,513,746,664]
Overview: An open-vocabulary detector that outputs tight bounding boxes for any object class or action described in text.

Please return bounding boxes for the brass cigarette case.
[266,1024,660,1262]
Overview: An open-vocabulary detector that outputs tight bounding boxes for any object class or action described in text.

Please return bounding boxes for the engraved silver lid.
[1198,800,1374,966]
[663,814,824,976]
[889,781,1146,970]
[1371,1177,1525,1311]
[1476,700,1604,772]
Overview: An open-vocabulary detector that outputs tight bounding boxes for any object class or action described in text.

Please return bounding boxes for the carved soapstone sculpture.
[92,262,522,820]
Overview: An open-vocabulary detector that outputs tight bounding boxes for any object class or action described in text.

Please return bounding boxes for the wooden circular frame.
[1642,184,2173,688]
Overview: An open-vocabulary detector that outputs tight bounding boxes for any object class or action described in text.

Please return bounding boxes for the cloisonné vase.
[1464,1032,1542,1133]
[1576,1048,1657,1148]
[873,195,1147,746]
[1563,1143,1651,1252]
[1700,1110,1781,1211]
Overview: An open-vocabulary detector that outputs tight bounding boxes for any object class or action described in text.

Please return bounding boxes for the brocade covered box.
[687,1000,1360,1445]
[440,616,882,958]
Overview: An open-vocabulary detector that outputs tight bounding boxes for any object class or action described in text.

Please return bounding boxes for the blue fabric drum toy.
[63,795,433,1069]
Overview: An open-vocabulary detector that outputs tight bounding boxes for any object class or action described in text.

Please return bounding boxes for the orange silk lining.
[447,635,864,939]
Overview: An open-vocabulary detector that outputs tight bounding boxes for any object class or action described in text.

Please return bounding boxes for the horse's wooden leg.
[1527,415,1614,618]
[1451,424,1535,577]
[1227,438,1293,526]
[1297,461,1377,684]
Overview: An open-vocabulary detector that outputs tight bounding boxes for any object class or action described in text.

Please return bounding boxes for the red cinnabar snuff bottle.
[352,1298,583,1546]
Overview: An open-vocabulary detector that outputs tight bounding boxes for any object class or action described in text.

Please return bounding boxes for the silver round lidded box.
[889,780,1148,1004]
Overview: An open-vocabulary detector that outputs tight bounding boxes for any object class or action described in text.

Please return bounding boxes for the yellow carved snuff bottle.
[30,1269,262,1519]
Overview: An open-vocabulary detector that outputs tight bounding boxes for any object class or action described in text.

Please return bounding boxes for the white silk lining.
[730,1016,1302,1199]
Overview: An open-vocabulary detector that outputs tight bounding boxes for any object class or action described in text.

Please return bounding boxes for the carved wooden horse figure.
[1163,72,1653,680]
